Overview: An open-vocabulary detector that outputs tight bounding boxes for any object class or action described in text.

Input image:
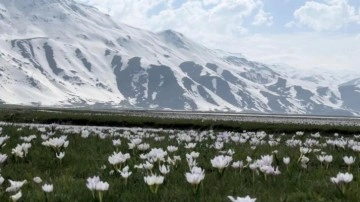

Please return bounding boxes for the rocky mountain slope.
[0,0,359,115]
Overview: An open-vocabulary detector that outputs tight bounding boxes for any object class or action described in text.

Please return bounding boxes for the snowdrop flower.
[228,195,256,202]
[33,177,42,184]
[185,166,205,193]
[211,155,232,173]
[144,175,164,194]
[343,156,356,171]
[10,191,22,202]
[42,184,53,192]
[159,164,170,175]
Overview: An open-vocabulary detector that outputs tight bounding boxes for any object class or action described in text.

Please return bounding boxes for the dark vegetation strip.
[0,108,360,135]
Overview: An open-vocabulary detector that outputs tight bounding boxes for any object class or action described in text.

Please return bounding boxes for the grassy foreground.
[0,123,360,201]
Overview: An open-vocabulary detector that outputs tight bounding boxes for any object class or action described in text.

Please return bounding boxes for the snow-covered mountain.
[0,0,359,115]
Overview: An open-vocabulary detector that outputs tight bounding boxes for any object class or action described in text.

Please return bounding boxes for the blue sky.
[76,0,360,72]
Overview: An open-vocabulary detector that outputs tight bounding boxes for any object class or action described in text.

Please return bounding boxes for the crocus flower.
[33,177,42,184]
[42,184,53,193]
[10,191,22,202]
[330,172,353,194]
[211,155,232,174]
[343,156,356,171]
[185,166,205,193]
[144,175,164,194]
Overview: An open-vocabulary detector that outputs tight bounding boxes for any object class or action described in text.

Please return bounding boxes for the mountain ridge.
[0,0,359,115]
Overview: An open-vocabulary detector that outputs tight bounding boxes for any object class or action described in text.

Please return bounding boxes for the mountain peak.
[158,29,187,49]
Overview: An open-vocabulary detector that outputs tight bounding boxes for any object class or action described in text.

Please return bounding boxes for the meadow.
[0,122,360,201]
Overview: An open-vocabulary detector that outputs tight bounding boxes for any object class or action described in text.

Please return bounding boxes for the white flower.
[118,166,132,179]
[343,156,356,165]
[95,181,109,191]
[42,184,53,193]
[144,175,164,186]
[33,177,42,184]
[300,147,312,154]
[10,191,22,202]
[185,166,205,185]
[167,146,178,152]
[317,155,325,163]
[232,161,244,169]
[186,151,200,159]
[86,176,100,191]
[108,151,131,166]
[0,135,10,147]
[159,165,170,175]
[330,172,353,184]
[0,153,8,164]
[112,139,121,147]
[283,157,290,165]
[184,143,196,149]
[324,155,333,163]
[56,152,65,160]
[6,180,27,193]
[42,136,68,149]
[228,195,256,202]
[211,155,232,171]
[0,175,4,185]
[246,156,252,163]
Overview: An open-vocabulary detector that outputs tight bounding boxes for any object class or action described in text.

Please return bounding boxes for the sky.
[75,0,360,73]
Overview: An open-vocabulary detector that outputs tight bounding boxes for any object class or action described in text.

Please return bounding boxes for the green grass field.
[0,122,360,201]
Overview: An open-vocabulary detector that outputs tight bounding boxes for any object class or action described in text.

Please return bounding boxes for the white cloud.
[293,0,360,31]
[217,33,360,73]
[253,9,273,26]
[75,0,270,37]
